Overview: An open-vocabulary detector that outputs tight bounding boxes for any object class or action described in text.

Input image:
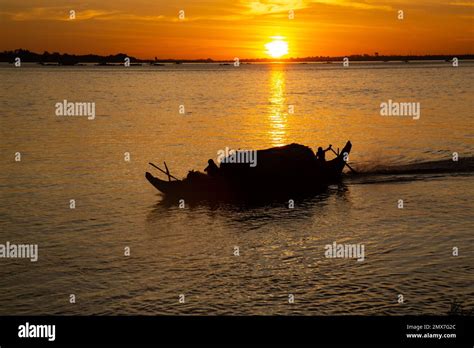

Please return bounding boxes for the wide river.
[0,62,473,315]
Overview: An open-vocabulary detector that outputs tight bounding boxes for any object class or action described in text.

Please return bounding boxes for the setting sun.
[265,38,289,58]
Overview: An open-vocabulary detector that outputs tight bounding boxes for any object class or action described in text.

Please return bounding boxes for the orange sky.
[0,0,473,59]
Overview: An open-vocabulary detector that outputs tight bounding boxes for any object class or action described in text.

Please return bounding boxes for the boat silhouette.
[145,141,352,200]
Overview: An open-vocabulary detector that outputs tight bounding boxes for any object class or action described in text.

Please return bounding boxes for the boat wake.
[346,157,474,184]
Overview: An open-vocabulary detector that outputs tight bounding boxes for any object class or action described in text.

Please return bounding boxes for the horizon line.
[2,48,474,63]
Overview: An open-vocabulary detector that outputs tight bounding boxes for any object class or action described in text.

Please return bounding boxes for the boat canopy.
[220,143,317,176]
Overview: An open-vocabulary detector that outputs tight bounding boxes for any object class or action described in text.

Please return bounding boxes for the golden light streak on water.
[268,66,288,147]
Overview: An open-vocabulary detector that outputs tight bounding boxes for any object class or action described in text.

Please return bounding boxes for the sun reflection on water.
[268,67,288,147]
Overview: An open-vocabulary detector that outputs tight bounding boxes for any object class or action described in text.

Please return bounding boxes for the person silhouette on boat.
[204,159,219,177]
[316,144,332,163]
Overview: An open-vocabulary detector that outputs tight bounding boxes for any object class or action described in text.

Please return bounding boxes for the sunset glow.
[265,38,289,58]
[0,0,472,59]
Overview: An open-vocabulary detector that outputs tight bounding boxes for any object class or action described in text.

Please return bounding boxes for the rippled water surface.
[0,62,473,315]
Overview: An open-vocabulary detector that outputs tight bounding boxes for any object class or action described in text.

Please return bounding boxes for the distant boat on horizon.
[96,62,114,66]
[38,62,60,66]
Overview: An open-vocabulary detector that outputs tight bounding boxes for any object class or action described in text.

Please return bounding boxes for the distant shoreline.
[1,49,473,65]
[3,60,474,67]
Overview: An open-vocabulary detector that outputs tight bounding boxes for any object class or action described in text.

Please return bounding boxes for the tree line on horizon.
[1,49,472,64]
